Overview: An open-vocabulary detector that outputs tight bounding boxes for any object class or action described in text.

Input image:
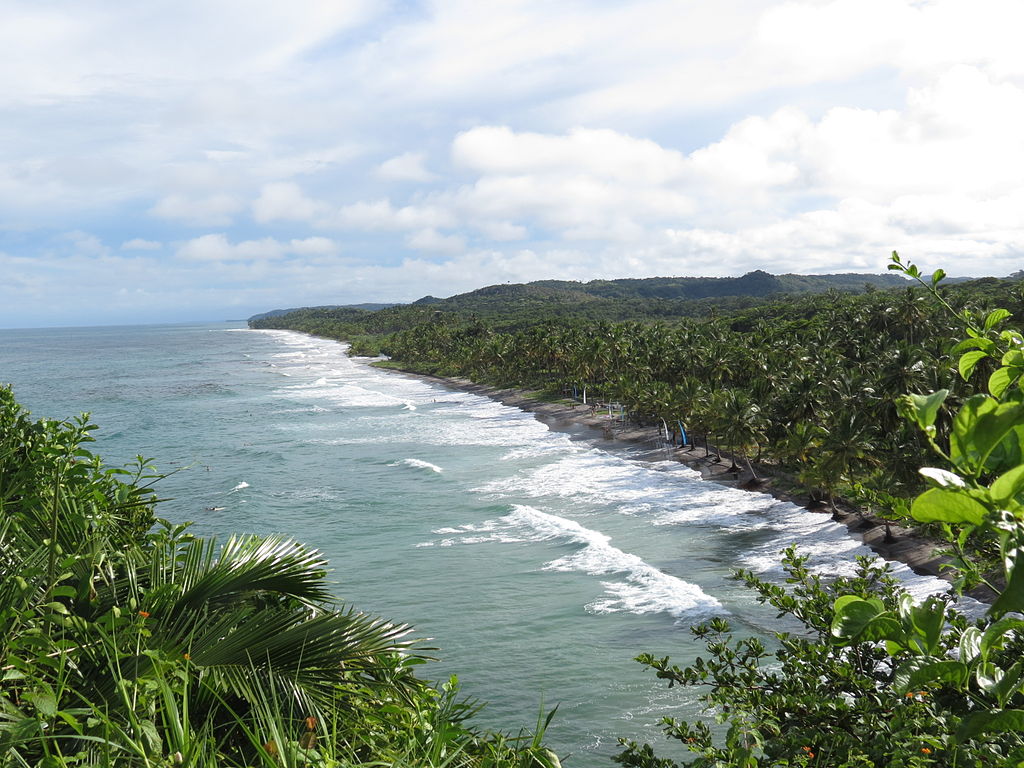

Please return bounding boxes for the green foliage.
[0,387,558,767]
[619,256,1024,767]
[617,549,977,767]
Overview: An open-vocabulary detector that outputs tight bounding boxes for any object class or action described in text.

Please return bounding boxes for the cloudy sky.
[2,0,1023,327]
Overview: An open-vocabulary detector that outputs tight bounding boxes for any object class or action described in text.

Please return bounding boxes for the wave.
[423,505,721,622]
[390,458,444,474]
[230,481,250,492]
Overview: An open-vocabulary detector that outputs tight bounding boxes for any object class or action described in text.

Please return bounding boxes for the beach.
[389,368,969,593]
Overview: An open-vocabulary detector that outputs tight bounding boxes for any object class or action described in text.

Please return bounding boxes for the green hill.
[249,271,913,335]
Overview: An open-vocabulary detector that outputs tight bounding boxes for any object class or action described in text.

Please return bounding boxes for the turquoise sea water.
[1,322,959,765]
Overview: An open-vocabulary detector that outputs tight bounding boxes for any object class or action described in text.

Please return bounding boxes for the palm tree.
[810,412,882,511]
[0,388,420,764]
[714,389,767,476]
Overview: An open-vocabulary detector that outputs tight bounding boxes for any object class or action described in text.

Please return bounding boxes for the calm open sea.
[0,322,957,765]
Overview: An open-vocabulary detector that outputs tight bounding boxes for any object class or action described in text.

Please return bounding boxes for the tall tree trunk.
[743,454,759,481]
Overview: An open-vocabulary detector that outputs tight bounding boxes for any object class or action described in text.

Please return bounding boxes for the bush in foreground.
[620,256,1024,767]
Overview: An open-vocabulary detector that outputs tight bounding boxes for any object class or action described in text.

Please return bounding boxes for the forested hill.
[248,302,397,323]
[417,270,909,306]
[249,270,911,332]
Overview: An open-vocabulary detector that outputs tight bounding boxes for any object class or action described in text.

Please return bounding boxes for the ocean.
[0,322,959,765]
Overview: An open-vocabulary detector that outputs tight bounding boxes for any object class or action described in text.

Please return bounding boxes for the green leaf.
[992,465,1024,504]
[956,709,1024,743]
[960,626,982,660]
[981,618,1024,660]
[830,596,884,640]
[907,597,946,655]
[902,390,949,430]
[919,467,966,488]
[993,660,1024,707]
[25,690,57,717]
[959,350,988,381]
[932,268,947,286]
[952,396,1024,475]
[990,367,1017,399]
[952,337,997,354]
[993,551,1024,617]
[976,661,1003,693]
[911,488,987,526]
[1003,349,1024,367]
[951,395,997,471]
[903,660,969,692]
[983,410,1024,475]
[985,308,1013,330]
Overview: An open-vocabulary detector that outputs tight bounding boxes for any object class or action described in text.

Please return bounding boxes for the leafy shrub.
[619,255,1024,767]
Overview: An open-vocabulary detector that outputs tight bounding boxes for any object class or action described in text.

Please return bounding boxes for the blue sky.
[2,0,1023,327]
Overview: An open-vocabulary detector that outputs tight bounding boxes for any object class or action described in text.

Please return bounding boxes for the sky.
[2,0,1024,327]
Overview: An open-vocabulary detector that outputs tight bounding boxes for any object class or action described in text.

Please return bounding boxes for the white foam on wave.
[277,382,412,409]
[475,449,697,506]
[231,481,250,492]
[274,406,330,414]
[304,408,559,449]
[500,443,568,461]
[390,458,444,473]
[642,476,980,610]
[422,505,721,622]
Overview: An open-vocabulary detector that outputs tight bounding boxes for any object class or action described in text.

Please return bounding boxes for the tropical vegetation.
[0,386,559,766]
[616,256,1024,766]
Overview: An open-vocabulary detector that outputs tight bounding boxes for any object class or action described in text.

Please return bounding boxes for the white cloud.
[0,1,380,104]
[757,0,1024,82]
[6,0,1024,327]
[121,238,162,251]
[252,182,327,223]
[150,194,244,226]
[333,199,458,231]
[176,234,287,262]
[63,230,110,257]
[406,228,465,254]
[453,126,688,184]
[288,236,338,255]
[333,199,397,230]
[175,234,340,262]
[688,108,808,189]
[475,220,528,241]
[377,152,437,182]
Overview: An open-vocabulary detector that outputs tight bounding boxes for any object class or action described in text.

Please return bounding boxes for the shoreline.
[385,366,973,593]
